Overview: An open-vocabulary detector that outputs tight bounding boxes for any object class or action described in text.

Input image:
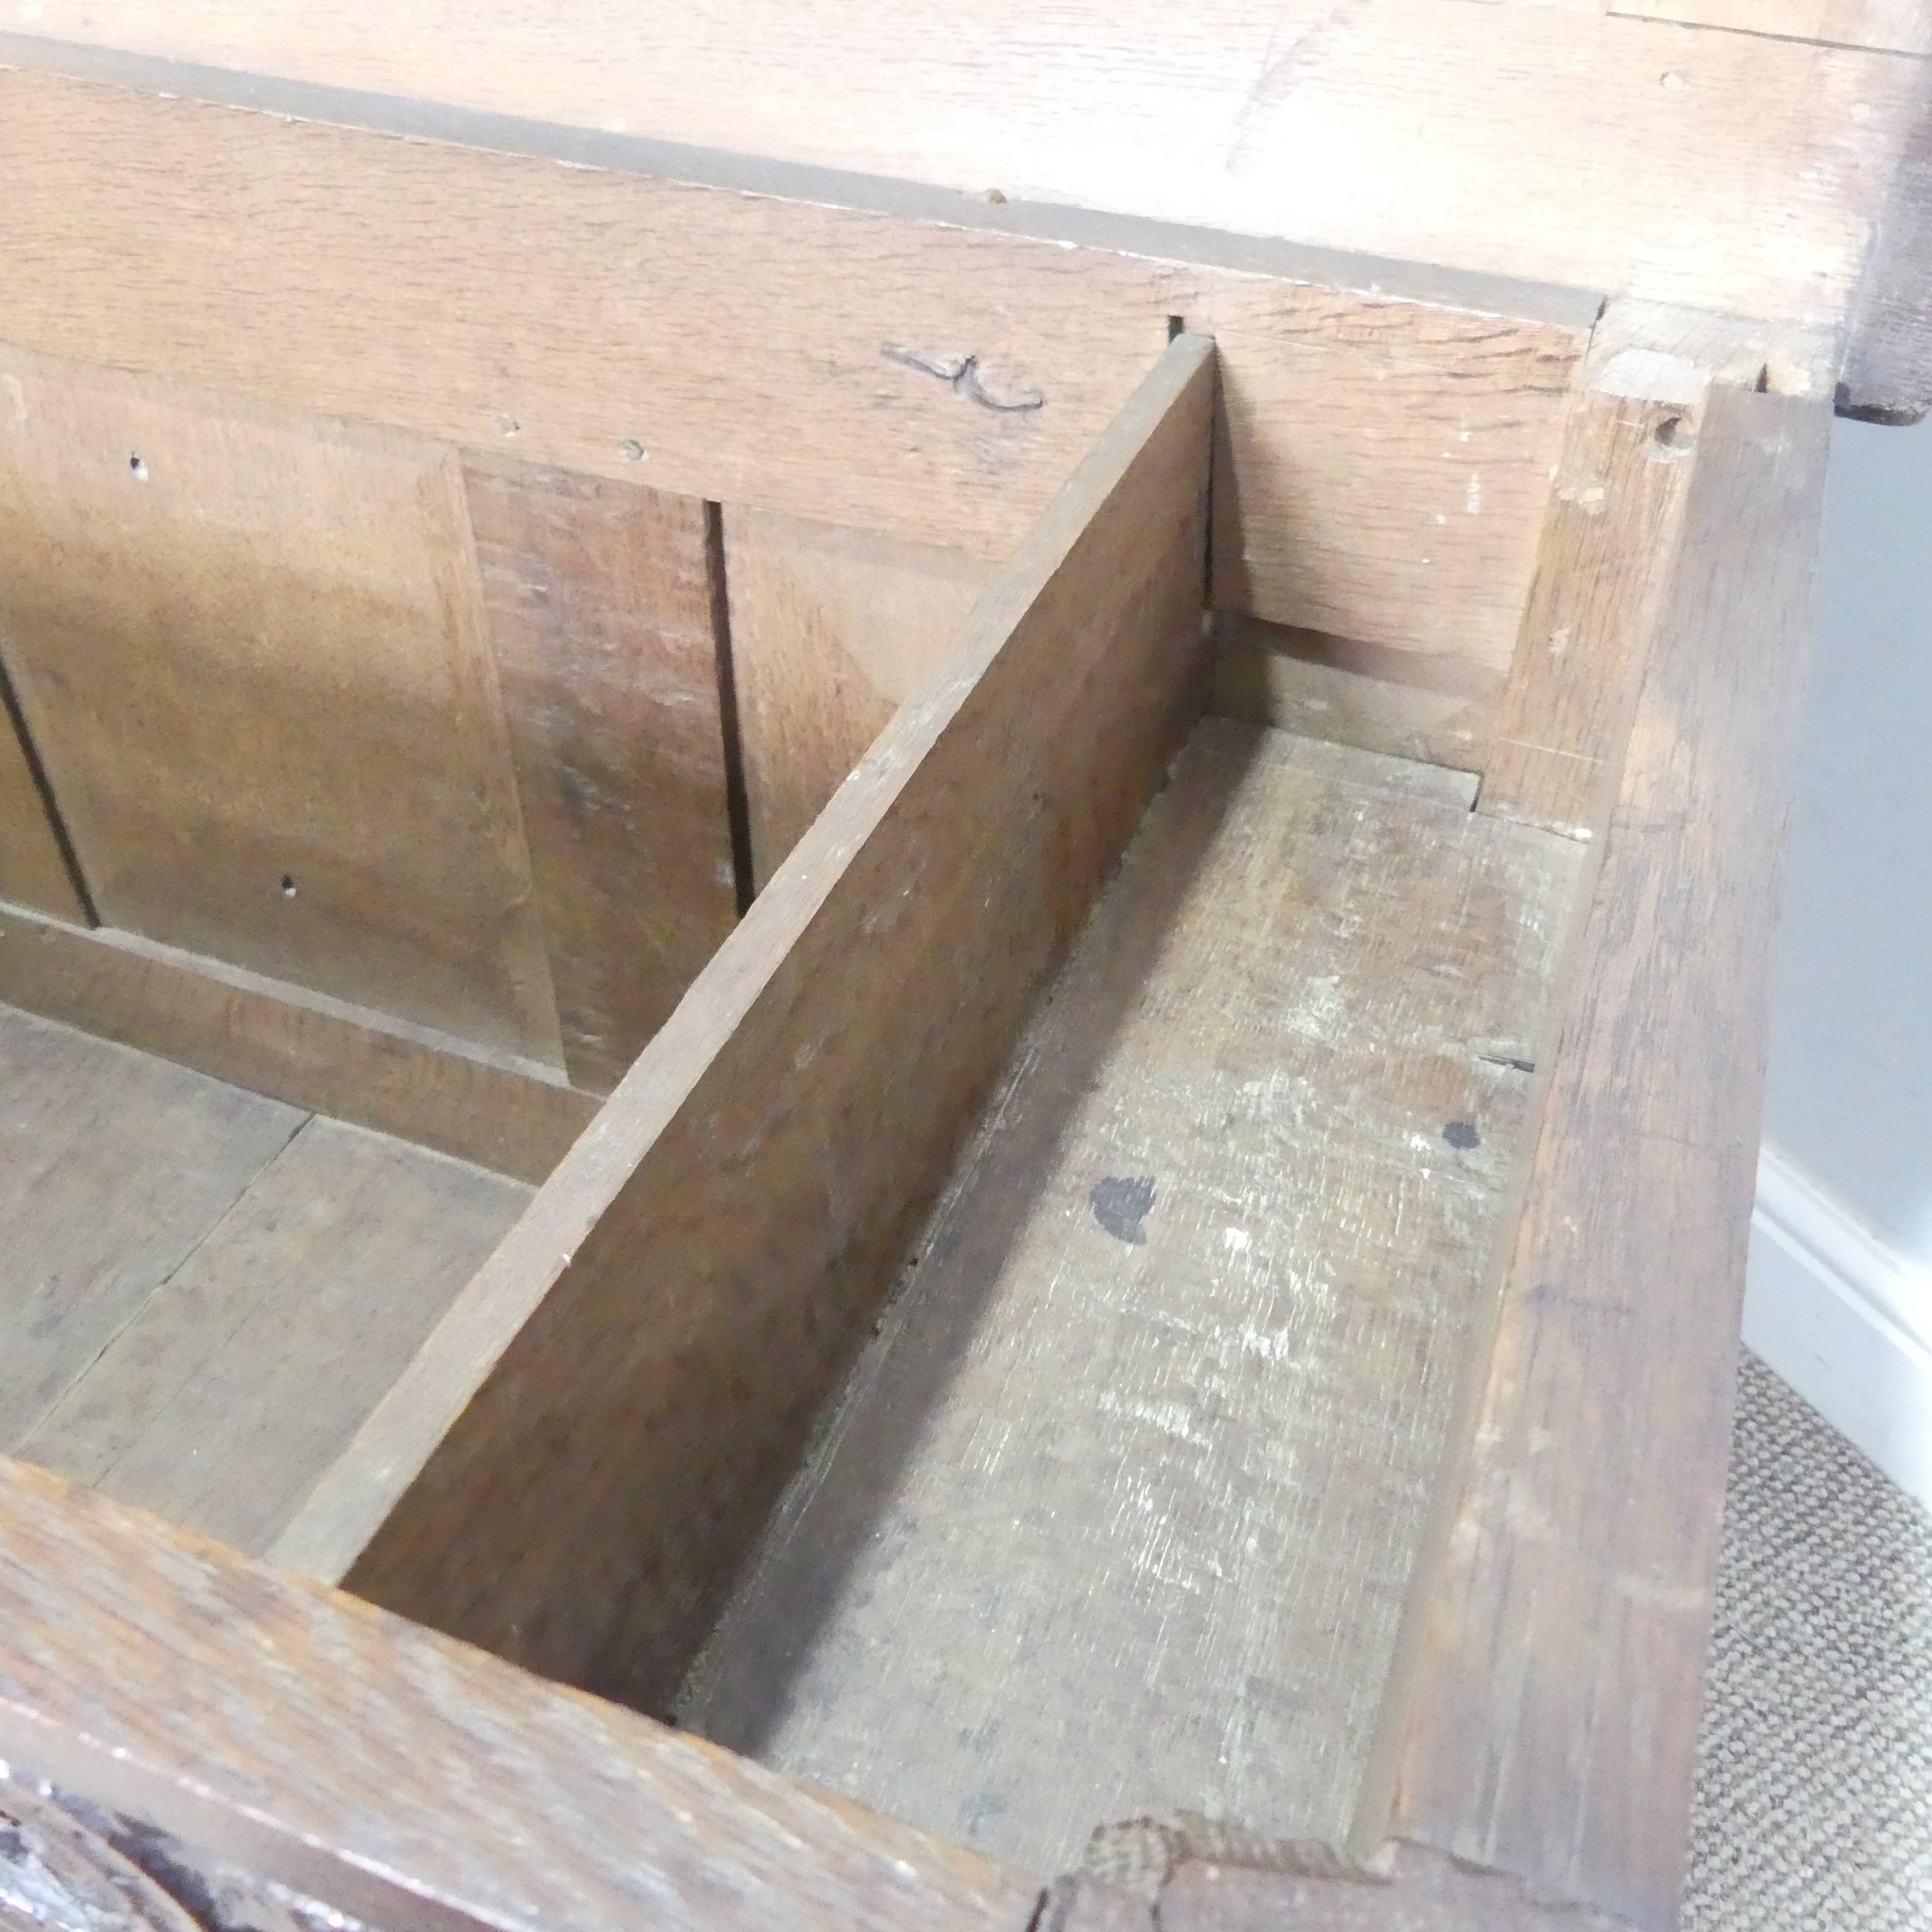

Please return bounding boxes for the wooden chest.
[0,9,1924,1930]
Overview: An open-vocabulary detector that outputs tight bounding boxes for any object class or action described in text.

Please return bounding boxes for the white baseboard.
[1745,1144,1932,1515]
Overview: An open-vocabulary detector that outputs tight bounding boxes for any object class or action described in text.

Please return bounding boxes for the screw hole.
[128,454,148,481]
[616,438,647,464]
[1654,415,1684,449]
[279,875,298,900]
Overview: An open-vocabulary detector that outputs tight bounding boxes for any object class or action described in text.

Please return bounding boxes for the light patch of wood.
[23,1117,529,1559]
[0,345,563,1064]
[1477,388,1700,838]
[679,721,1584,1876]
[724,509,992,886]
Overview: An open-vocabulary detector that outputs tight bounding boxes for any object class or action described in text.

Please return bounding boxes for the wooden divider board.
[0,344,565,1065]
[271,336,1216,1711]
[723,509,992,887]
[0,692,87,923]
[0,60,1590,678]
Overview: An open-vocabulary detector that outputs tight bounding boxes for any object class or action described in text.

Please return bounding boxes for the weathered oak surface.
[1478,387,1698,838]
[1614,0,1932,54]
[0,1005,301,1452]
[1838,60,1932,424]
[22,1116,526,1558]
[0,3,1913,328]
[683,723,1583,1876]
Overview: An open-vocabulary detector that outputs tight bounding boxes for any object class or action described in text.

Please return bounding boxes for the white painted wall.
[1745,413,1932,1513]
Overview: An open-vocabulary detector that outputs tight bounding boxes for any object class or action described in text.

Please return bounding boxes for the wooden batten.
[0,905,594,1182]
[268,336,1218,1706]
[1476,383,1702,839]
[1387,385,1832,1930]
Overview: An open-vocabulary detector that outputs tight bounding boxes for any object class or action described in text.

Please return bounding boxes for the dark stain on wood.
[1089,1175,1157,1244]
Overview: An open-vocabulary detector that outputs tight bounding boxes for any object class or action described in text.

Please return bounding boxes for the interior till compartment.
[677,717,1583,1872]
[0,318,1631,1872]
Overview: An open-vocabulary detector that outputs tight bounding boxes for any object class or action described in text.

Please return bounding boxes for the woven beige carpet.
[1684,1352,1932,1930]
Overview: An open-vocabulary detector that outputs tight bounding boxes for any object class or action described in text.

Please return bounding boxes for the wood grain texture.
[0,1461,1039,1932]
[0,679,87,923]
[0,903,593,1183]
[0,1003,303,1450]
[1044,1838,1636,1931]
[723,509,992,886]
[1210,618,1496,770]
[1477,389,1699,838]
[270,337,1216,1711]
[0,63,1585,672]
[0,2,1913,326]
[0,1771,386,1932]
[1838,60,1932,423]
[1612,0,1932,54]
[464,460,739,1090]
[680,723,1583,1876]
[0,345,563,1064]
[1204,280,1576,667]
[21,1117,529,1559]
[1393,388,1832,1930]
